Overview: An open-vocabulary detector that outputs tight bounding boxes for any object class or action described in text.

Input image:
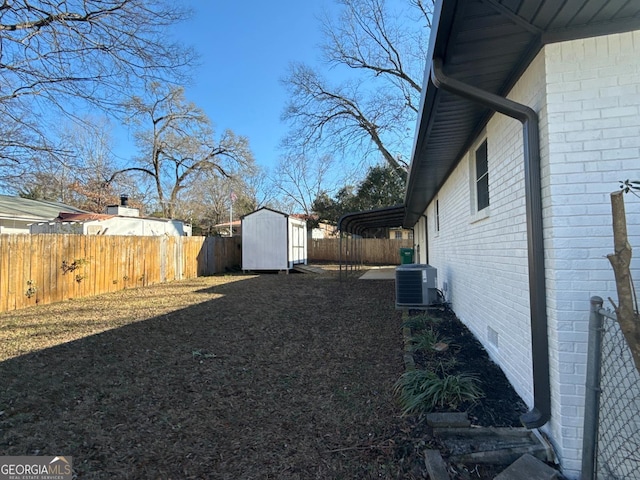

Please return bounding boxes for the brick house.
[403,1,640,478]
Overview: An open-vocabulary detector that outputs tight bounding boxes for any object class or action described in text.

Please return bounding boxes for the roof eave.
[403,0,640,227]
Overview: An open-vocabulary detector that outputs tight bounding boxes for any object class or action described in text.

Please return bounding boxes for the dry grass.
[0,268,434,479]
[0,267,528,479]
[0,276,244,361]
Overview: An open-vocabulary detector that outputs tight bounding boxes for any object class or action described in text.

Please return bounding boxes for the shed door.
[291,224,305,265]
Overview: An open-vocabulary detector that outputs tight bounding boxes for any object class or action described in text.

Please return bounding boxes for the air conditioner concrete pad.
[433,427,551,465]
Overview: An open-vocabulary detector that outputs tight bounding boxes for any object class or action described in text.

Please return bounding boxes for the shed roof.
[241,206,289,219]
[404,0,640,226]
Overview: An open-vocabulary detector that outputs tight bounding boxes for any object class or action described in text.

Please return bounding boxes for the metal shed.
[241,207,307,271]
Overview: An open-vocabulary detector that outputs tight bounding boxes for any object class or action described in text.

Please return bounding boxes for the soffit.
[405,0,640,226]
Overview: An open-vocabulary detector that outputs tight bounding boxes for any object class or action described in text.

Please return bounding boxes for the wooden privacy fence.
[308,238,413,264]
[0,234,241,313]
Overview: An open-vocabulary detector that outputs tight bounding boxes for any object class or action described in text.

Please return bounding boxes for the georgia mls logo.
[0,456,72,480]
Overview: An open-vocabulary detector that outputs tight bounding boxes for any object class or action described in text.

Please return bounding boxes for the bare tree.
[64,118,146,212]
[273,153,337,215]
[177,174,234,234]
[14,116,144,211]
[0,0,194,181]
[115,84,254,218]
[176,167,264,234]
[245,165,280,212]
[176,164,270,234]
[281,0,433,179]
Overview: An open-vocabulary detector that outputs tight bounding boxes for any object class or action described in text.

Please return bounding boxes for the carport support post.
[346,233,351,274]
[339,231,343,281]
[339,231,355,280]
[352,234,356,271]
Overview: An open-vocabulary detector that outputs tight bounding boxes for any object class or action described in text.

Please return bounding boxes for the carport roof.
[338,205,406,236]
[404,0,640,227]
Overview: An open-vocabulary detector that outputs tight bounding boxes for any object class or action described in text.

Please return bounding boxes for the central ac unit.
[395,264,439,308]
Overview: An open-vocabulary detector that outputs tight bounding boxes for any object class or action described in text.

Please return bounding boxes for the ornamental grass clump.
[409,328,448,354]
[394,369,484,416]
[401,314,434,331]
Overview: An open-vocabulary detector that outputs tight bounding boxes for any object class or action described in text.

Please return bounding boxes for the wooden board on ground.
[292,264,326,274]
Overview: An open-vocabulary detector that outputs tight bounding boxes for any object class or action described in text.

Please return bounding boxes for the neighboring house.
[388,228,413,241]
[311,221,338,239]
[290,214,338,239]
[212,220,242,237]
[402,1,640,479]
[30,198,192,236]
[0,195,88,234]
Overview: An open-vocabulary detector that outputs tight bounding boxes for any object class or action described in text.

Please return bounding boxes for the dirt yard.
[0,267,525,479]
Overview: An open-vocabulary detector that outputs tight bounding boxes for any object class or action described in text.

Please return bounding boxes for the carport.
[337,205,407,280]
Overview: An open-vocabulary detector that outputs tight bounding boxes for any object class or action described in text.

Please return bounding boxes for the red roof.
[213,220,241,228]
[56,212,115,222]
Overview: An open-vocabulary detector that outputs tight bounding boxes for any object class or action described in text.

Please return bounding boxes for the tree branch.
[607,190,640,372]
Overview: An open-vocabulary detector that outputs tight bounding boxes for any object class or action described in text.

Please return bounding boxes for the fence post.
[207,237,215,275]
[582,295,604,480]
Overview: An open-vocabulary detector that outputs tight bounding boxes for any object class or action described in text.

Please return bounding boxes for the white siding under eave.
[0,220,31,234]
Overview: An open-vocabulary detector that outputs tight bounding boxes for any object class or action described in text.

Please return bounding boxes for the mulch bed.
[408,307,528,428]
[0,267,527,479]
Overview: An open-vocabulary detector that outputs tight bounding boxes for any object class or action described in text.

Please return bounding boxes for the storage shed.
[241,207,307,271]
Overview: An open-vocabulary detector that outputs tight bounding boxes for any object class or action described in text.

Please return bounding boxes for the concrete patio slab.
[359,266,397,280]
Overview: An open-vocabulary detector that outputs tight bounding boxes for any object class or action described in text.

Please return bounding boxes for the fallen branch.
[325,442,394,454]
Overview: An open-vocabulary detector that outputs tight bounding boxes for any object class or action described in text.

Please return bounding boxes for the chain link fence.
[583,297,640,479]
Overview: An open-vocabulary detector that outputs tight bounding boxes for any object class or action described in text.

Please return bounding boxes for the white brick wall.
[419,31,640,479]
[425,52,546,412]
[543,32,640,477]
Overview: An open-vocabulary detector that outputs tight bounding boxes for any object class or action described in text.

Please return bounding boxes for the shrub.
[401,313,437,331]
[410,328,448,353]
[394,369,484,415]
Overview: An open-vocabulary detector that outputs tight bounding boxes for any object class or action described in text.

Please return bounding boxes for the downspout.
[422,215,429,265]
[430,58,550,429]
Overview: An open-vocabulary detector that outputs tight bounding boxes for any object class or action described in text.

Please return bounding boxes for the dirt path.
[1,270,428,478]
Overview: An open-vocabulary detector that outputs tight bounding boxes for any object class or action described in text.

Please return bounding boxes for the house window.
[475,140,489,211]
[435,199,440,232]
[394,231,403,239]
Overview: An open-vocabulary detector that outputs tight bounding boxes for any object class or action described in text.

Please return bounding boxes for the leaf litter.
[0,266,526,479]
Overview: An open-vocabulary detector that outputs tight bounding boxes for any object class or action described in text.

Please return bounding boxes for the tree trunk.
[607,190,640,372]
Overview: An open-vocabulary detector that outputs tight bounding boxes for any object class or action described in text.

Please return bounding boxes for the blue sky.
[169,1,332,171]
